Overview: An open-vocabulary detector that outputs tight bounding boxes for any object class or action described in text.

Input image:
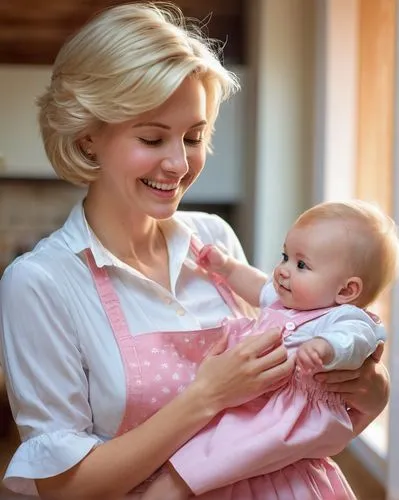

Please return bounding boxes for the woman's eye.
[184,137,203,146]
[139,138,162,146]
[297,260,307,270]
[281,252,288,262]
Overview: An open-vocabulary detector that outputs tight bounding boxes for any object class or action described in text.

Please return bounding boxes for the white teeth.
[142,179,179,191]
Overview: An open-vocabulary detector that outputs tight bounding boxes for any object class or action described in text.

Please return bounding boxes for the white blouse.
[0,202,247,496]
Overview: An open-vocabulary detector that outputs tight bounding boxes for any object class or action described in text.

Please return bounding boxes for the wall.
[0,181,85,271]
[242,0,316,269]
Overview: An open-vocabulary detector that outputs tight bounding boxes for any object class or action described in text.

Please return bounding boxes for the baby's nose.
[279,267,290,278]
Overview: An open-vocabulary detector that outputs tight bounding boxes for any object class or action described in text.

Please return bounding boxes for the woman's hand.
[314,344,389,434]
[192,328,295,414]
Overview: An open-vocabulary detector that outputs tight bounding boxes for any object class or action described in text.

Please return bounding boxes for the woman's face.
[88,77,208,221]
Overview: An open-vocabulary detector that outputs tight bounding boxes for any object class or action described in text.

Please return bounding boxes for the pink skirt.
[194,457,355,500]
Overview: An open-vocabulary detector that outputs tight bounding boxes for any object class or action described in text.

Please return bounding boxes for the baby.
[142,200,398,499]
[197,199,398,374]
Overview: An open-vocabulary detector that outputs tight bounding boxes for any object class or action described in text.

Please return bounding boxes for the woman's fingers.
[206,333,229,356]
[195,327,292,411]
[258,354,295,387]
[314,369,360,385]
[372,342,384,362]
[252,343,288,372]
[235,328,282,357]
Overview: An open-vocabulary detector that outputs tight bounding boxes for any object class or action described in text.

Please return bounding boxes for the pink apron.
[85,240,355,500]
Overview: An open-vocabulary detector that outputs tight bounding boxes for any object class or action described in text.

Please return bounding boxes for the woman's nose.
[161,143,189,176]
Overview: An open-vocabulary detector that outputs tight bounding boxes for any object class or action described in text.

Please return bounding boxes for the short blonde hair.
[37,2,239,186]
[295,200,399,308]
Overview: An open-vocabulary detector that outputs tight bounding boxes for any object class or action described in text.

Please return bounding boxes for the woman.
[0,3,389,500]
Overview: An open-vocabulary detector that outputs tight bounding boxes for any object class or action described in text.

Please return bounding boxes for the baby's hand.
[296,338,334,374]
[141,469,191,500]
[197,244,231,276]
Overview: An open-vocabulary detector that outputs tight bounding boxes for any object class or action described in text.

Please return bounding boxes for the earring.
[85,149,96,162]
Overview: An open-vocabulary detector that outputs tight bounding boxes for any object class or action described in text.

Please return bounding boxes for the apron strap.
[83,249,142,410]
[84,249,132,340]
[189,234,243,318]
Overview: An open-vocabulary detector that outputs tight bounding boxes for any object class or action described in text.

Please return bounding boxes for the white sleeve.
[259,280,278,308]
[0,260,103,496]
[314,306,386,371]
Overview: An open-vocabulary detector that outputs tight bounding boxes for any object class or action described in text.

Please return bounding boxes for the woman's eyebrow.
[133,121,170,129]
[132,120,207,130]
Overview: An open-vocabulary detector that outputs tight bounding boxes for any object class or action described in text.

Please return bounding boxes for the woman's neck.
[84,187,165,265]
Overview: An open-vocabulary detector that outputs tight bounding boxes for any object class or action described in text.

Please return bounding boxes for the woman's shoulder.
[175,210,236,243]
[174,210,247,262]
[1,229,74,293]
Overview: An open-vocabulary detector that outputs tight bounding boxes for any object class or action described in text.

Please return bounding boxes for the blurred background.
[0,0,398,499]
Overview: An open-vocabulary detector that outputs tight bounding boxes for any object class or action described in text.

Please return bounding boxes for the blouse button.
[176,308,186,316]
[285,321,296,331]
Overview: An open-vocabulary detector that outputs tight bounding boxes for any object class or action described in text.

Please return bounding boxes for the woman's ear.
[79,134,93,152]
[336,277,363,304]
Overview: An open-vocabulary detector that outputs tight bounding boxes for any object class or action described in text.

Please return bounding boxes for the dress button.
[176,308,186,316]
[285,321,296,331]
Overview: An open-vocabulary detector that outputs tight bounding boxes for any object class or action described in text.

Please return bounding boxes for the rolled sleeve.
[315,306,386,371]
[5,431,103,495]
[0,259,102,496]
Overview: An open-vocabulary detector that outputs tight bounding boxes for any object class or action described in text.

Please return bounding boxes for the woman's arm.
[37,383,213,500]
[315,343,389,434]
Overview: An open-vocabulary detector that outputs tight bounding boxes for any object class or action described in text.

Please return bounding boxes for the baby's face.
[273,220,351,310]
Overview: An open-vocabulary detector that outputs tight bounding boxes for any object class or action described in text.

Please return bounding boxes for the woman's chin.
[147,201,181,221]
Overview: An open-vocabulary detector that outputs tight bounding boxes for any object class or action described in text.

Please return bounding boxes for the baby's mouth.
[278,278,291,292]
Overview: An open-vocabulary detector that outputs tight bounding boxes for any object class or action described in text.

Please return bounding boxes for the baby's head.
[273,200,399,310]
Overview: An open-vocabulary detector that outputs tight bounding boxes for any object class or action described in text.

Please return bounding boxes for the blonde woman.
[0,4,389,500]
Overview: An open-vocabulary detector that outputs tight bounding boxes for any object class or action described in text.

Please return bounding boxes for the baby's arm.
[198,244,267,306]
[306,307,386,371]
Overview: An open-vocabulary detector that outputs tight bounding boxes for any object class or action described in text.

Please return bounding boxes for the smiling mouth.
[278,279,291,292]
[141,178,180,191]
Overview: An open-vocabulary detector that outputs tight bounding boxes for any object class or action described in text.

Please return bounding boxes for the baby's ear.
[336,277,363,304]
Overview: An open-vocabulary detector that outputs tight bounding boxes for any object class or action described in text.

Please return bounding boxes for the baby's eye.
[282,252,288,262]
[297,260,307,270]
